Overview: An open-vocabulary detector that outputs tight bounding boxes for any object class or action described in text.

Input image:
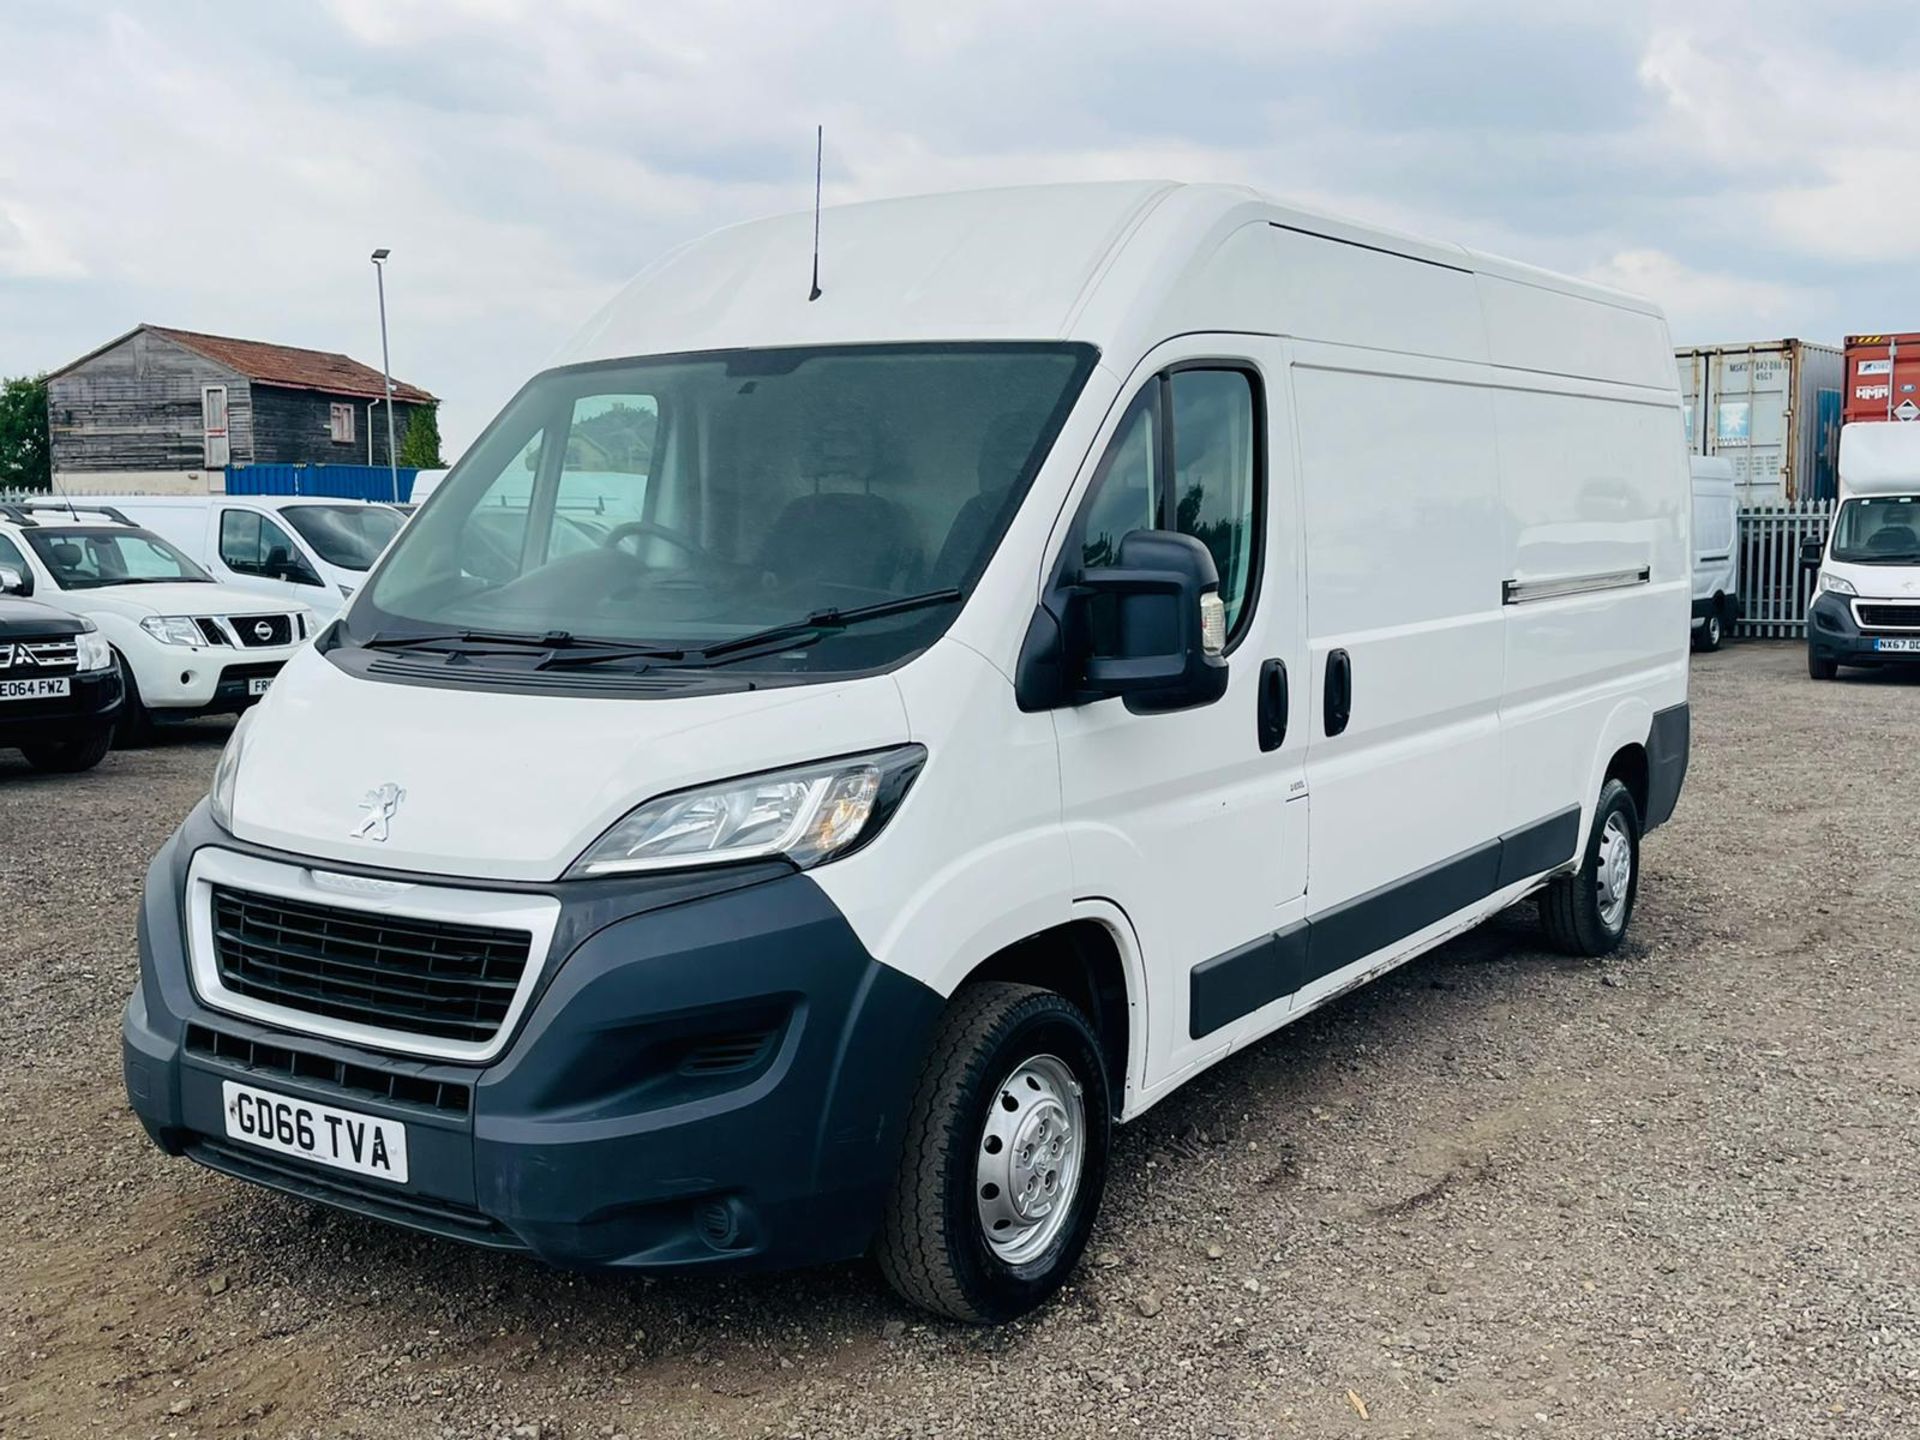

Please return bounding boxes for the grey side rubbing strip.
[1502,568,1651,605]
[1188,806,1583,1040]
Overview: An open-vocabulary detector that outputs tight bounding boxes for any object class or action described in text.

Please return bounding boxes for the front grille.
[185,1023,472,1115]
[1855,602,1920,632]
[194,618,232,647]
[232,614,294,647]
[210,886,533,1045]
[0,639,78,673]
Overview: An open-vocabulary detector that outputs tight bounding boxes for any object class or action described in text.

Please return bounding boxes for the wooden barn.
[45,324,436,485]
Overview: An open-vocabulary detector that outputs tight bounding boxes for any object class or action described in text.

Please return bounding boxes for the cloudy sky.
[2,0,1916,453]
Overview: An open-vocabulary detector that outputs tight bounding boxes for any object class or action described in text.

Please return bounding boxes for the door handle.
[1324,648,1352,737]
[1257,658,1288,752]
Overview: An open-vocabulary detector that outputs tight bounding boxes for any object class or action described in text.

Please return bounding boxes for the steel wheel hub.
[975,1054,1085,1264]
[1596,811,1633,930]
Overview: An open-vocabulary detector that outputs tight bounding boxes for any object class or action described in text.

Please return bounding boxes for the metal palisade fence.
[1737,500,1832,638]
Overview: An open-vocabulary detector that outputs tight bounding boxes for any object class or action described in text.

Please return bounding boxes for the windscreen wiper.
[687,588,964,665]
[359,628,682,662]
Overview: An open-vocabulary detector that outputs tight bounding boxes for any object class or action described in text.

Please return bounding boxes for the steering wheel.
[601,519,723,565]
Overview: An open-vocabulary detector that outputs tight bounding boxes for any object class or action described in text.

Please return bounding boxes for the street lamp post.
[370,248,400,503]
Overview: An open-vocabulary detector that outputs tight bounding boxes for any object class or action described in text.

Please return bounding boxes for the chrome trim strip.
[1502,567,1651,606]
[1851,598,1920,633]
[184,847,561,1064]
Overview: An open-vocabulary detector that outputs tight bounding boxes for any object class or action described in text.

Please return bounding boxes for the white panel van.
[123,183,1691,1322]
[1690,455,1738,651]
[79,495,404,622]
[1805,421,1920,678]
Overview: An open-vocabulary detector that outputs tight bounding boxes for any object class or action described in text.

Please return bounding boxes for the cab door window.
[1071,366,1262,644]
[220,510,322,585]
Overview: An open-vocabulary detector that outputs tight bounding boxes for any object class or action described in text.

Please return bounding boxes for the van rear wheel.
[875,981,1110,1323]
[1694,606,1724,652]
[1539,778,1640,957]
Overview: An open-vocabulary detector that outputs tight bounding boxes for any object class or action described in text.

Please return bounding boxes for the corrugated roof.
[147,325,436,403]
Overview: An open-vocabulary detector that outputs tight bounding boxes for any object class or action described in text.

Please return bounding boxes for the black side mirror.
[1016,529,1229,713]
[1800,539,1823,570]
[0,564,29,596]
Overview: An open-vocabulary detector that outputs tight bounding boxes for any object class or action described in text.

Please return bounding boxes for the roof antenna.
[808,124,824,302]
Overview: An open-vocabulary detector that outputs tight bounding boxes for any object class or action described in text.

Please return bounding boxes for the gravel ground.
[3,642,1918,1440]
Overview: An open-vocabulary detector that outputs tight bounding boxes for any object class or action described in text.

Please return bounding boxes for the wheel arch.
[946,904,1144,1120]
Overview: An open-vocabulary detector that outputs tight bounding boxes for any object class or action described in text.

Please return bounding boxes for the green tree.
[396,403,445,468]
[0,375,51,491]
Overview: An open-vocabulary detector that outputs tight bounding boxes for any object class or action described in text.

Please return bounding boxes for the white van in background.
[1805,422,1920,679]
[124,182,1691,1323]
[75,495,404,622]
[1689,456,1738,651]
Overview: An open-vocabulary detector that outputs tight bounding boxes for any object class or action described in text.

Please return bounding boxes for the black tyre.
[1694,604,1724,653]
[21,725,114,774]
[1540,778,1640,957]
[112,656,152,748]
[875,981,1110,1323]
[1808,649,1838,681]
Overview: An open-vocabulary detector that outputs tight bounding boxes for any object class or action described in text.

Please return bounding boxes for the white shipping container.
[1675,340,1844,503]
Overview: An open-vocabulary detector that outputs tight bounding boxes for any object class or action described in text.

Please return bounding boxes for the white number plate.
[221,1080,409,1183]
[248,677,273,696]
[1874,637,1920,653]
[0,676,70,701]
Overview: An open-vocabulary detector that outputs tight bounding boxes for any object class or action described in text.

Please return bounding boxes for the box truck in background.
[1805,422,1920,680]
[1675,340,1843,503]
[1842,333,1920,426]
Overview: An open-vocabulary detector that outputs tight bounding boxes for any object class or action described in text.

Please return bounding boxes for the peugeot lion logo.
[254,620,274,642]
[352,783,406,842]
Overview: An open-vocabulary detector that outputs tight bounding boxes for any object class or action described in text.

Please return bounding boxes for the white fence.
[1736,501,1833,639]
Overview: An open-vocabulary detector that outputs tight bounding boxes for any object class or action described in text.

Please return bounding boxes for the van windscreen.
[1830,495,1920,564]
[283,504,405,571]
[355,343,1095,675]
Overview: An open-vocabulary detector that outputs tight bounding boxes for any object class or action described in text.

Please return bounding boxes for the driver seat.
[757,491,921,591]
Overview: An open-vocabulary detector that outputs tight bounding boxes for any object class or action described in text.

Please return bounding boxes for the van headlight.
[208,708,257,832]
[566,745,927,877]
[1818,572,1857,597]
[74,626,113,672]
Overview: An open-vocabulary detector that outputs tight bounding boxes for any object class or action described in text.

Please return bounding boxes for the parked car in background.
[0,502,314,740]
[1690,456,1738,652]
[0,591,122,772]
[71,495,404,622]
[1805,422,1920,679]
[123,181,1691,1323]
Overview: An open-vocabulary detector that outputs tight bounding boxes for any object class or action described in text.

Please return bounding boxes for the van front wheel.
[875,981,1110,1323]
[1539,778,1640,956]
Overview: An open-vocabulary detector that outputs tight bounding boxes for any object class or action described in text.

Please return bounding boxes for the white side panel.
[1494,382,1689,837]
[1480,273,1677,390]
[1292,352,1506,913]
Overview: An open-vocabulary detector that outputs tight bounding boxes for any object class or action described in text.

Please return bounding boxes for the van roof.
[69,494,393,510]
[556,182,1672,389]
[1690,456,1736,482]
[1840,421,1920,493]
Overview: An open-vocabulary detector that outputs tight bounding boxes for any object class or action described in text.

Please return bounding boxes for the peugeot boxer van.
[124,183,1691,1322]
[1806,422,1920,678]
